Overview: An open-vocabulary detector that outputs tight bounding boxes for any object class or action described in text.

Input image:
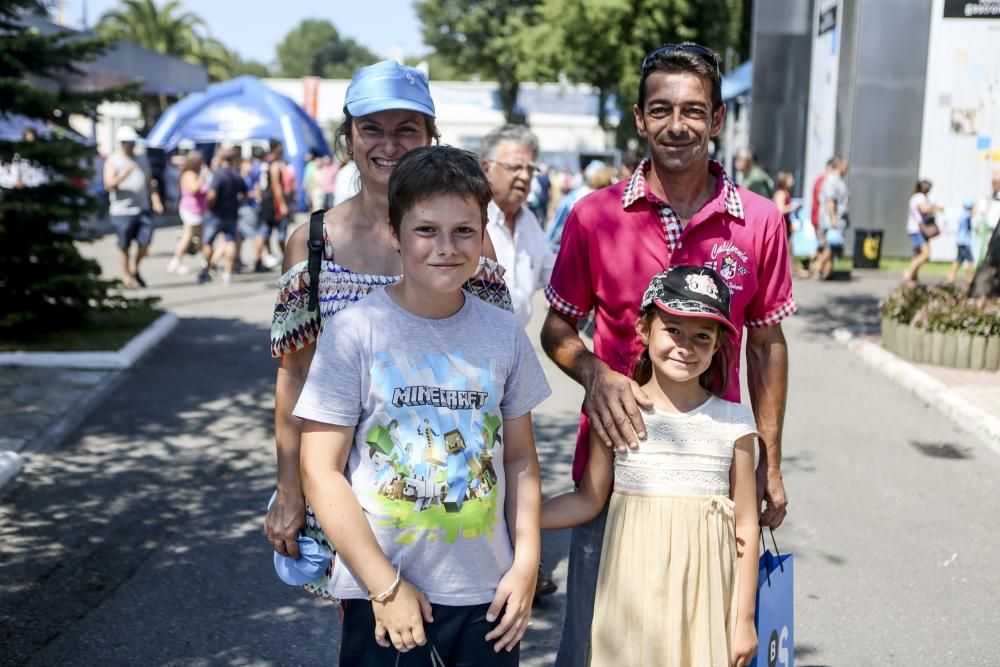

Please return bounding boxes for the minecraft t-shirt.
[293,287,551,605]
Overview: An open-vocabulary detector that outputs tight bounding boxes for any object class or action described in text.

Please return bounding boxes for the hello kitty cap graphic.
[640,266,738,336]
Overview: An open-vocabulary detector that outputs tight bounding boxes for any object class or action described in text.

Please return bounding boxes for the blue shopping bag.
[792,215,819,257]
[751,530,793,667]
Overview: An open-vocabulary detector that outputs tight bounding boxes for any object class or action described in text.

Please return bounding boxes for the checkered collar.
[621,158,744,220]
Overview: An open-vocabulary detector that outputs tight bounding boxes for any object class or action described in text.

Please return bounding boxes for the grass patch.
[799,255,955,278]
[0,304,163,352]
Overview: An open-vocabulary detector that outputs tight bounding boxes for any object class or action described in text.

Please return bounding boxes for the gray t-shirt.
[106,151,150,216]
[293,287,551,605]
[819,172,848,229]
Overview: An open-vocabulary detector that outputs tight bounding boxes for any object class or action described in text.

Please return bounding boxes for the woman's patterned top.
[270,223,513,358]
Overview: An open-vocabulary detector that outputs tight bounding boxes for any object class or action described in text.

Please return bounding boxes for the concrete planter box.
[955,333,973,370]
[970,336,987,371]
[882,320,997,370]
[987,337,1000,372]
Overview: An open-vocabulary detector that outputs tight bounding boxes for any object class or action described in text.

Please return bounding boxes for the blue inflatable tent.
[147,76,330,190]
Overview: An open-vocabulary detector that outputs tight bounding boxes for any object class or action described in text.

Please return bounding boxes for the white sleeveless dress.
[589,396,758,667]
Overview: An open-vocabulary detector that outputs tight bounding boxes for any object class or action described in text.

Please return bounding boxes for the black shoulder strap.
[307,209,326,312]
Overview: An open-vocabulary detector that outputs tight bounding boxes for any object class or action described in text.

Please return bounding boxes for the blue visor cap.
[267,491,331,586]
[344,60,435,118]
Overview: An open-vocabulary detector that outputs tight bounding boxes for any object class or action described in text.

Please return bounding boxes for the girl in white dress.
[542,266,760,667]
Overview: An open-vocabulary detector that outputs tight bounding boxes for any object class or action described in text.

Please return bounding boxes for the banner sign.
[944,0,1000,18]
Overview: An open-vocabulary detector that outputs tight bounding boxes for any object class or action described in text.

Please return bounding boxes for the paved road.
[1,228,997,665]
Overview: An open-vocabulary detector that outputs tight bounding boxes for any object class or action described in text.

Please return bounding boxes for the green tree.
[0,0,141,338]
[416,0,545,123]
[404,53,471,81]
[275,19,379,79]
[230,56,271,79]
[96,0,234,81]
[527,0,748,145]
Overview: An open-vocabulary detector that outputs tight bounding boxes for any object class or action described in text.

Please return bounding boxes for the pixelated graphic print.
[365,349,504,544]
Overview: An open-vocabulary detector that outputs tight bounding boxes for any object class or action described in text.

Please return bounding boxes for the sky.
[58,0,428,63]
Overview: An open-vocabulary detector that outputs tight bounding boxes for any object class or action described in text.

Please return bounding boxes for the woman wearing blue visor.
[265,61,512,597]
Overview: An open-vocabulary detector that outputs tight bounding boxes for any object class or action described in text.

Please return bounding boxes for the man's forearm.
[746,329,789,469]
[540,310,604,388]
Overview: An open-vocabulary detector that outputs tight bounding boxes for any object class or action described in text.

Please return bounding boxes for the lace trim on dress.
[614,458,731,496]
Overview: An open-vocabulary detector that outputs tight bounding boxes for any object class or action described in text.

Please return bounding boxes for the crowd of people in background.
[94,112,1000,297]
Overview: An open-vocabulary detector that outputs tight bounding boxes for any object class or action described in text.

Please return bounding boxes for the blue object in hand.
[267,491,330,586]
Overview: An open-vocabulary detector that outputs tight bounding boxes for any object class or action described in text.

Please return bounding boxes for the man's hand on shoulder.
[582,360,652,453]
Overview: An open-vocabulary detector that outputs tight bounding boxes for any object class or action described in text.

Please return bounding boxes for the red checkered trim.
[746,299,798,329]
[545,284,589,320]
[622,158,743,253]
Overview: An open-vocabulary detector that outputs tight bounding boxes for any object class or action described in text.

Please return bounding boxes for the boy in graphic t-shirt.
[294,146,550,666]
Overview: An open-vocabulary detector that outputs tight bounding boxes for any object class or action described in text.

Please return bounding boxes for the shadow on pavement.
[0,316,344,664]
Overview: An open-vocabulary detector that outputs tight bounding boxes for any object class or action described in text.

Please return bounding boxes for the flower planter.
[882,318,900,355]
[970,336,987,371]
[899,322,913,360]
[916,328,933,364]
[881,320,997,369]
[955,333,973,370]
[941,332,959,368]
[986,336,1000,372]
[931,331,945,366]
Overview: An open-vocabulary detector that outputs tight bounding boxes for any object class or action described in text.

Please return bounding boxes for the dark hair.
[388,146,492,238]
[775,171,794,191]
[915,179,932,194]
[269,138,283,152]
[638,47,722,112]
[630,309,734,397]
[335,110,441,162]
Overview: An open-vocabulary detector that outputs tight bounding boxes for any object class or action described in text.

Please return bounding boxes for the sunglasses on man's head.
[641,43,721,76]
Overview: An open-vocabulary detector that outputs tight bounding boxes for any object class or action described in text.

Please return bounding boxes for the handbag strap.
[306,208,326,312]
[393,644,444,666]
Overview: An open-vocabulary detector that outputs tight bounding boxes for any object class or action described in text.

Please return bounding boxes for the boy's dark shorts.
[204,215,237,245]
[110,211,153,250]
[256,213,288,243]
[340,599,520,667]
[957,244,973,263]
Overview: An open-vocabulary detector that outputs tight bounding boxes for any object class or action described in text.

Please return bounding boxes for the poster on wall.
[919,0,1000,260]
[943,0,1000,18]
[803,0,841,210]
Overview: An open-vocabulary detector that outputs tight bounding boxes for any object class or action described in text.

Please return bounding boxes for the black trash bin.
[853,229,883,269]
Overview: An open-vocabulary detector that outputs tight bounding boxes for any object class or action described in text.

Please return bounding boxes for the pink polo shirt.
[545,159,796,483]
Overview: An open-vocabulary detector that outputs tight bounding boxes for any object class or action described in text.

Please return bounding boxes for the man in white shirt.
[481,125,556,328]
[481,124,558,600]
[103,125,163,288]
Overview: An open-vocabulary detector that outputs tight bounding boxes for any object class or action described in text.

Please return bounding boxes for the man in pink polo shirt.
[540,43,795,665]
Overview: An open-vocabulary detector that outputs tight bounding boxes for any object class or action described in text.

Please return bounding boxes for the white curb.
[834,328,1000,454]
[0,312,179,370]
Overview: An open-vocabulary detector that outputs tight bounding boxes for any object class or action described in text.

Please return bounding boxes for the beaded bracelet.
[369,565,402,603]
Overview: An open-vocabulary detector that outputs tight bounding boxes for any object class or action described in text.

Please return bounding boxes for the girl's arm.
[301,420,433,653]
[540,430,613,530]
[486,412,542,652]
[730,434,761,667]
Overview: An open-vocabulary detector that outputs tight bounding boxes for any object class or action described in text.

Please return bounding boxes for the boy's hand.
[372,579,433,653]
[484,560,536,652]
[730,620,758,667]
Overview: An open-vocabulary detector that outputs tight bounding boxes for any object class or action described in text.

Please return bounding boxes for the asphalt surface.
[1,229,998,665]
